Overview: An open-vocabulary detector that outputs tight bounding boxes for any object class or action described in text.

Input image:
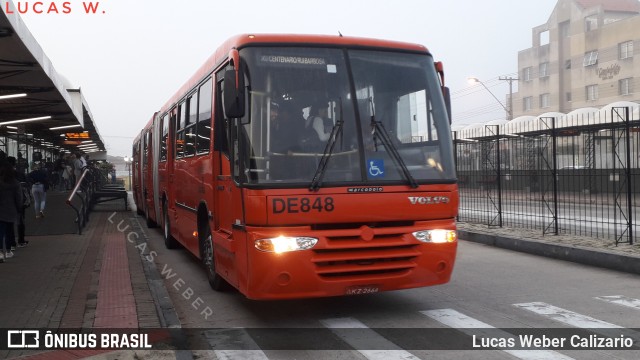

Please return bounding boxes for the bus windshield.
[239,47,456,187]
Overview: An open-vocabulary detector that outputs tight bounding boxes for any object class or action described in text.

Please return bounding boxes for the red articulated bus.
[132,34,459,300]
[132,115,159,227]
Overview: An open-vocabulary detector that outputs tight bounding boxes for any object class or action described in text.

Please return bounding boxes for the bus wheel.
[163,206,178,249]
[202,224,228,291]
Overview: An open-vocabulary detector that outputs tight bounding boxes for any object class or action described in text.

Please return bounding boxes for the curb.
[458,230,640,275]
[130,216,194,360]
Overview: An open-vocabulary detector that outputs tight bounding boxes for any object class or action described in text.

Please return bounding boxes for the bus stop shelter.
[1,6,106,161]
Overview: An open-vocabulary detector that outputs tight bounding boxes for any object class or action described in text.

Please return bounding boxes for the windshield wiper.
[309,99,344,192]
[369,99,418,189]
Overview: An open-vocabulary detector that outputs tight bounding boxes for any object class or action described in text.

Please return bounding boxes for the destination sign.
[66,132,90,139]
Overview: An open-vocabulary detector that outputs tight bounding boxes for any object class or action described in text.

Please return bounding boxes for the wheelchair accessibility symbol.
[368,159,385,178]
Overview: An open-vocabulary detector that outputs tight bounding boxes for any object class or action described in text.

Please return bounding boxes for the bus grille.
[312,233,420,279]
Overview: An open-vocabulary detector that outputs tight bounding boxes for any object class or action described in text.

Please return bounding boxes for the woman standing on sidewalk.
[0,162,23,261]
[28,162,48,219]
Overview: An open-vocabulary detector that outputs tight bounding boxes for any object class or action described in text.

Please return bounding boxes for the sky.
[10,0,559,157]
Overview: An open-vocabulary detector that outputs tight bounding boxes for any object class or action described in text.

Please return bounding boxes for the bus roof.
[229,33,429,52]
[133,113,156,146]
[158,34,431,114]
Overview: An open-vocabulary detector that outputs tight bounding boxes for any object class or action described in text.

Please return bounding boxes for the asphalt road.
[137,217,640,360]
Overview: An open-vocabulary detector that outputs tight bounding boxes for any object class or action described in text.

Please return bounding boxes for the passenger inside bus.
[305,102,332,142]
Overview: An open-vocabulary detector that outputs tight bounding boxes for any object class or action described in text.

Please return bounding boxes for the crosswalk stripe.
[421,308,493,328]
[214,350,270,360]
[321,317,419,360]
[514,302,622,328]
[204,328,269,360]
[421,308,574,360]
[595,295,640,311]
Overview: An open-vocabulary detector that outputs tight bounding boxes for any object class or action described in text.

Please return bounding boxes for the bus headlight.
[255,236,318,253]
[412,230,457,243]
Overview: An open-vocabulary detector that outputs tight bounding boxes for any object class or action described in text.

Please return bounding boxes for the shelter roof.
[0,7,105,153]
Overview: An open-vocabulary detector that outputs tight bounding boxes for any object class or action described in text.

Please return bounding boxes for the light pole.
[124,156,132,191]
[468,77,512,120]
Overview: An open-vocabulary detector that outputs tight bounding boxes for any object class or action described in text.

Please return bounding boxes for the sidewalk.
[0,194,184,360]
[457,221,640,275]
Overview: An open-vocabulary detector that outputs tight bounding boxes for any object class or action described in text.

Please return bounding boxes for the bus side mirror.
[223,69,245,119]
[435,62,451,124]
[442,86,452,124]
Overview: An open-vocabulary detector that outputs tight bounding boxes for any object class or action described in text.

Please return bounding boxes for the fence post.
[625,109,633,245]
[483,125,502,228]
[552,117,559,235]
[453,131,460,223]
[611,107,633,245]
[540,116,559,236]
[495,126,503,228]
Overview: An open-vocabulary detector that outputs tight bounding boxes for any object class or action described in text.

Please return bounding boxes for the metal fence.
[454,106,639,245]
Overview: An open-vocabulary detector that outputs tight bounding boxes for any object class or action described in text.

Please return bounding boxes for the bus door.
[216,122,244,234]
[174,96,199,252]
[158,110,175,223]
[143,129,154,218]
[213,126,244,288]
[212,76,243,287]
[166,109,177,213]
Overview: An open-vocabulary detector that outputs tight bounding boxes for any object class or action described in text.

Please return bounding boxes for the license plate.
[345,285,379,295]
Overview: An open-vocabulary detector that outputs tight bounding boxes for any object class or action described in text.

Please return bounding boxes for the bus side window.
[170,108,177,156]
[184,95,197,157]
[214,78,229,155]
[175,101,186,158]
[196,78,213,155]
[160,113,169,161]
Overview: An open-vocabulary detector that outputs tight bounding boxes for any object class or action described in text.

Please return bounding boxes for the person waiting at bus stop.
[73,153,84,187]
[7,156,29,247]
[28,162,48,219]
[0,162,23,261]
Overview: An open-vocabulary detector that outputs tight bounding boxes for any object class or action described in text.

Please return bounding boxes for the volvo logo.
[408,196,450,205]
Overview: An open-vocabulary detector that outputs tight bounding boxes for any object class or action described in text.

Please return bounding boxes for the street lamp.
[468,77,512,120]
[124,156,132,191]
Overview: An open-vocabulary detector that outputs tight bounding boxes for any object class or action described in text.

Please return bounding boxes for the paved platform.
[22,190,81,236]
[0,193,184,360]
[1,191,638,359]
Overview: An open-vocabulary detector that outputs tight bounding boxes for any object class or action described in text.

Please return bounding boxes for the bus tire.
[202,223,229,291]
[163,205,178,249]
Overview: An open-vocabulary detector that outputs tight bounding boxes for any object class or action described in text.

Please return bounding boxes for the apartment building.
[512,0,640,117]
